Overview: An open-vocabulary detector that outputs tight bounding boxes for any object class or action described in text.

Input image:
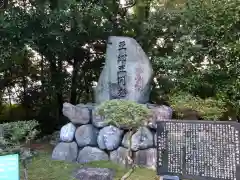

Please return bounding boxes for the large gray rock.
[147,104,173,129]
[97,125,123,151]
[92,108,108,128]
[94,65,109,104]
[77,146,109,163]
[121,132,131,148]
[154,132,157,147]
[134,148,157,170]
[122,127,154,151]
[76,103,86,108]
[62,102,90,124]
[76,103,95,110]
[73,168,114,180]
[86,102,96,106]
[95,36,153,104]
[60,123,76,142]
[52,142,78,162]
[75,124,99,147]
[110,146,128,166]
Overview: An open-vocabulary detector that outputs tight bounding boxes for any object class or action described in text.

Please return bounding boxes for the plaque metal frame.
[0,0,8,9]
[156,119,240,180]
[160,175,180,180]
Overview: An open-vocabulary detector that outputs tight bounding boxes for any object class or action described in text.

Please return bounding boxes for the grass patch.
[20,152,157,180]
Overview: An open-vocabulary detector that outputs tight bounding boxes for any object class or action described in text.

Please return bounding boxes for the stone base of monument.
[52,102,173,170]
[72,167,115,180]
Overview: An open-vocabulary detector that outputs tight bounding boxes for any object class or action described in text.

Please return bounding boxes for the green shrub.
[96,99,151,129]
[0,120,39,155]
[168,92,226,120]
[0,120,39,180]
[96,99,151,177]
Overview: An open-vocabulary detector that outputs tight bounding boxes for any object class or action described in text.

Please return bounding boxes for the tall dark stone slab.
[94,36,153,104]
[156,120,240,180]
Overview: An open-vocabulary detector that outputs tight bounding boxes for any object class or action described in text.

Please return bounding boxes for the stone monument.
[52,36,173,173]
[94,36,153,104]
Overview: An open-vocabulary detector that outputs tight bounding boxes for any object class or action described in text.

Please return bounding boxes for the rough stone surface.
[52,142,78,162]
[122,127,154,151]
[76,103,86,108]
[75,124,99,147]
[76,103,95,110]
[92,108,108,128]
[97,125,123,151]
[73,168,114,180]
[121,132,131,148]
[94,36,153,104]
[77,146,109,163]
[110,146,128,166]
[154,132,157,147]
[134,148,157,170]
[94,65,109,104]
[147,104,173,129]
[60,123,76,142]
[62,102,90,124]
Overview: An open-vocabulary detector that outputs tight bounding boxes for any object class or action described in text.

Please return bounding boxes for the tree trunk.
[22,51,29,119]
[133,0,152,50]
[22,76,28,118]
[121,128,135,180]
[70,48,86,104]
[40,54,45,101]
[49,59,63,125]
[126,129,134,168]
[70,58,80,105]
[56,59,63,122]
[7,87,12,118]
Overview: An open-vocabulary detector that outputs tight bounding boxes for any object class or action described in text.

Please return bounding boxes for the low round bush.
[168,91,226,120]
[96,99,151,129]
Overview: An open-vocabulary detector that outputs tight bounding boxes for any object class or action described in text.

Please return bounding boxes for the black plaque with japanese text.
[156,120,240,180]
[0,0,8,9]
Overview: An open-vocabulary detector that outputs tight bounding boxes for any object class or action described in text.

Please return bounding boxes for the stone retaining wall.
[52,102,172,169]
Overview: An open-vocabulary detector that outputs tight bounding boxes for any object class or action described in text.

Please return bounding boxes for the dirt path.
[23,141,54,153]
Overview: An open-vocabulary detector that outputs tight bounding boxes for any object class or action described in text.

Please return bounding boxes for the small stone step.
[73,167,115,180]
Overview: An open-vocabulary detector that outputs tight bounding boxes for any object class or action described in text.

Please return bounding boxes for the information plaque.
[0,0,8,9]
[156,120,240,180]
[0,154,19,180]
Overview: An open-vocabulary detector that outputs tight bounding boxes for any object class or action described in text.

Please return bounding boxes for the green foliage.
[0,120,39,180]
[151,0,240,117]
[0,104,27,122]
[96,99,151,175]
[0,0,239,133]
[217,79,240,116]
[18,152,156,180]
[169,92,226,120]
[0,120,39,155]
[96,100,151,129]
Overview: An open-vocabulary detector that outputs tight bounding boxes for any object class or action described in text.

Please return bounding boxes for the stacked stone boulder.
[52,102,172,170]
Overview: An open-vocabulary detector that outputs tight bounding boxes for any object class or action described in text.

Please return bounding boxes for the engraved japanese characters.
[157,120,240,180]
[95,36,153,104]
